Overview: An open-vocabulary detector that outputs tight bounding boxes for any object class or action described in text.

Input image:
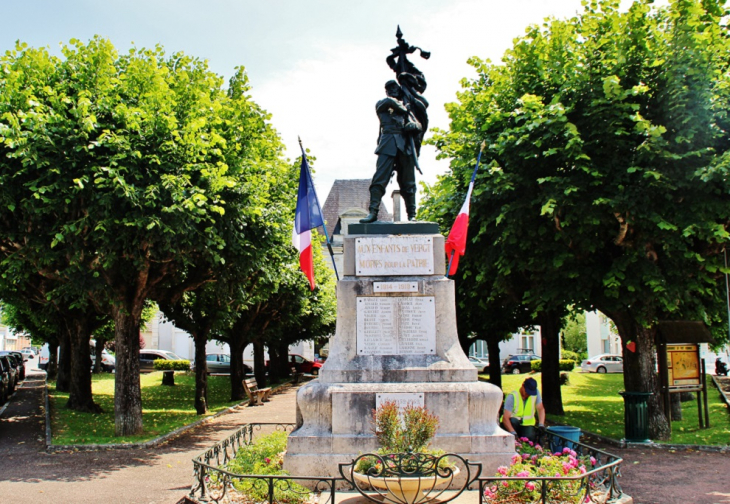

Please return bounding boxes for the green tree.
[427,0,730,438]
[562,312,587,356]
[0,38,288,435]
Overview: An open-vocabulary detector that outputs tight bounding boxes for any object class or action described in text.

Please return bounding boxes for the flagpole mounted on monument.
[292,137,339,290]
[445,141,486,279]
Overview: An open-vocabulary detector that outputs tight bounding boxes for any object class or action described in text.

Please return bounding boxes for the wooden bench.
[291,366,304,384]
[243,377,272,406]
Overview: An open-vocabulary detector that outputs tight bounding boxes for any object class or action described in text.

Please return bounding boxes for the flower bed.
[481,436,622,504]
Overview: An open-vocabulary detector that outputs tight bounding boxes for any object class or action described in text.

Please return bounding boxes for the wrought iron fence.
[478,430,624,504]
[189,423,624,504]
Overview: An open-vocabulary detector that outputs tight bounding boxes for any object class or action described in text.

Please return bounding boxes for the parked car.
[580,354,624,374]
[289,354,323,375]
[0,356,10,403]
[469,356,489,374]
[92,349,116,373]
[139,349,187,373]
[20,349,35,361]
[0,355,18,393]
[201,353,252,375]
[502,354,542,374]
[1,352,25,382]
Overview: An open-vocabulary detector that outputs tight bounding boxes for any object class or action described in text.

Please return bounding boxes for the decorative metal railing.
[340,452,481,504]
[189,424,624,504]
[478,431,624,504]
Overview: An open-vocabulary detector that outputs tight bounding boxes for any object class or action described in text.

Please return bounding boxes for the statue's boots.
[360,188,383,224]
[403,193,417,221]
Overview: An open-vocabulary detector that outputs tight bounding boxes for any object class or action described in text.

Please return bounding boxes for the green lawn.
[49,372,241,445]
[493,371,730,446]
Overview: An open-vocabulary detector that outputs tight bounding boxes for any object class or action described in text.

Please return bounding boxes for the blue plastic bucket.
[546,426,581,453]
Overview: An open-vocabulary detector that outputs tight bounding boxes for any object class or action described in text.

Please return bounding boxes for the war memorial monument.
[284,28,514,480]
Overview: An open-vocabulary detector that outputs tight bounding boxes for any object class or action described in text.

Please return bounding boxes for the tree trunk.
[670,393,682,421]
[94,337,106,374]
[113,304,143,436]
[608,311,671,440]
[47,341,59,380]
[539,311,564,416]
[66,317,102,413]
[253,340,266,387]
[229,336,250,401]
[56,331,71,392]
[276,341,290,380]
[193,331,209,415]
[486,337,503,390]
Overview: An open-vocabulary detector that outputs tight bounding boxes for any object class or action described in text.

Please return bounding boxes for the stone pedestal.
[284,224,514,480]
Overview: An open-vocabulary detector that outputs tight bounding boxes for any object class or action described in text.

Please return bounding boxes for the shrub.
[225,430,309,504]
[530,360,576,373]
[561,350,581,363]
[153,359,191,371]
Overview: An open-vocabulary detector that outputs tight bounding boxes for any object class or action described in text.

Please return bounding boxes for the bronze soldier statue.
[360,27,430,224]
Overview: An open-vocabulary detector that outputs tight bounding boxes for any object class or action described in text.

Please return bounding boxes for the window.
[221,355,230,363]
[206,355,217,362]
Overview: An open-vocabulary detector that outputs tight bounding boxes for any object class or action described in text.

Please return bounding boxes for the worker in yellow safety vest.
[501,377,546,441]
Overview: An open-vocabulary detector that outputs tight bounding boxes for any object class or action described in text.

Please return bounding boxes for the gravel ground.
[1,370,728,504]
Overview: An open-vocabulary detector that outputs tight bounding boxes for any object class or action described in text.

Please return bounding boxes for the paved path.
[1,371,729,503]
[0,370,297,504]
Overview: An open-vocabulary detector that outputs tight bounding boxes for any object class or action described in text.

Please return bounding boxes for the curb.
[45,377,298,452]
[711,374,730,411]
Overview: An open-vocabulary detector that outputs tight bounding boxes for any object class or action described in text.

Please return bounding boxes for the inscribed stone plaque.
[376,393,424,410]
[355,236,434,276]
[356,296,435,355]
[373,282,419,293]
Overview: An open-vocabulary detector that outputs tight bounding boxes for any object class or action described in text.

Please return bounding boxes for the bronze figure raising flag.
[360,26,430,224]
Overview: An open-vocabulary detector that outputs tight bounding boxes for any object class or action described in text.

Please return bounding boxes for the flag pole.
[299,137,339,282]
[446,250,456,279]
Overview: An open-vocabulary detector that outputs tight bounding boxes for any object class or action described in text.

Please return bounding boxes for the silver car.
[469,356,489,373]
[581,354,623,373]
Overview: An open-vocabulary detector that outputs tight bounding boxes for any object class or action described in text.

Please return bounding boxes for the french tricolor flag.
[292,152,324,290]
[445,148,483,277]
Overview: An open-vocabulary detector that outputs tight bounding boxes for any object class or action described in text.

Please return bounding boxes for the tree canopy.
[0,37,292,435]
[424,0,730,438]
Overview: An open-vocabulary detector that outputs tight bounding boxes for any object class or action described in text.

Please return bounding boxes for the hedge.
[530,359,576,372]
[153,359,191,371]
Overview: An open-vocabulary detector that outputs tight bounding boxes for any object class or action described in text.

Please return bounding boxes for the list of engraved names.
[356,296,435,355]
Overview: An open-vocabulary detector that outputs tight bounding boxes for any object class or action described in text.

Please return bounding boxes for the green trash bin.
[619,391,652,443]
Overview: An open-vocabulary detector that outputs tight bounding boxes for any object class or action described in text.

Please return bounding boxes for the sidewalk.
[1,371,729,503]
[0,370,297,504]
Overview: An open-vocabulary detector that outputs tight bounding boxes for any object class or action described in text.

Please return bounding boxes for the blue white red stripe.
[292,151,324,290]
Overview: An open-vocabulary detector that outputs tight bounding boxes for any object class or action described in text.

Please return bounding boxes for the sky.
[0,0,608,211]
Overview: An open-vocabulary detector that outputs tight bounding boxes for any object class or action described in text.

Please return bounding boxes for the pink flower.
[483,486,497,499]
[265,458,271,464]
[497,466,508,476]
[522,453,530,460]
[534,444,542,451]
[512,454,523,464]
[563,447,571,455]
[580,466,587,475]
[590,456,597,466]
[528,440,534,446]
[516,470,530,478]
[525,481,535,491]
[502,481,509,487]
[562,462,572,475]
